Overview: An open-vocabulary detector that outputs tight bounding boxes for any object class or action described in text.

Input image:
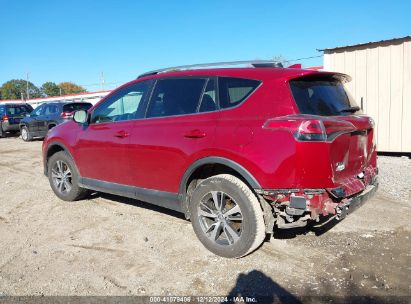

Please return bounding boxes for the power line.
[283,54,323,63]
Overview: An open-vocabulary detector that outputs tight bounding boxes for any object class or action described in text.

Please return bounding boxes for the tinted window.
[43,104,60,115]
[198,79,217,113]
[92,81,150,124]
[147,78,206,118]
[31,105,44,117]
[6,105,32,115]
[63,103,92,113]
[218,77,261,109]
[290,77,360,116]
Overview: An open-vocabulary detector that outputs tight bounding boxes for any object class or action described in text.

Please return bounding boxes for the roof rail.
[137,60,283,78]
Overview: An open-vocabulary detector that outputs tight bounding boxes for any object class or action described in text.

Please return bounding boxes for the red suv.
[42,61,378,258]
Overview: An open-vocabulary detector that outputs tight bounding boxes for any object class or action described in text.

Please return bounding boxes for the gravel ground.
[0,137,410,300]
[377,156,411,203]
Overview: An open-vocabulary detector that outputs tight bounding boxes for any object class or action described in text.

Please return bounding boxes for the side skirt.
[79,177,183,213]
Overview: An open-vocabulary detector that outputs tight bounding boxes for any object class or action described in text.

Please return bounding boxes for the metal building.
[321,36,411,153]
[0,90,111,108]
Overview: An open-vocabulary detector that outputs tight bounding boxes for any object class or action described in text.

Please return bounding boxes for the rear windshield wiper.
[340,106,360,113]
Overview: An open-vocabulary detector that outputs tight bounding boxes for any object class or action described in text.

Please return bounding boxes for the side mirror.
[73,110,88,124]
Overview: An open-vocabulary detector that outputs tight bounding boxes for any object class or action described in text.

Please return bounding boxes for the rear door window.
[218,77,261,109]
[198,78,217,113]
[289,77,360,116]
[147,78,206,118]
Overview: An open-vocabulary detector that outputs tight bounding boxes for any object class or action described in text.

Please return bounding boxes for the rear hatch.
[5,104,33,125]
[289,73,377,196]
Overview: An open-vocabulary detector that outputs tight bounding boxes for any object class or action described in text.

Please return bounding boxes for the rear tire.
[189,174,266,258]
[47,151,89,201]
[21,126,32,141]
[0,126,4,138]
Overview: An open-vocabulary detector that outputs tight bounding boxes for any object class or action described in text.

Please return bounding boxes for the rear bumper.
[256,177,378,226]
[1,122,19,132]
[334,180,378,220]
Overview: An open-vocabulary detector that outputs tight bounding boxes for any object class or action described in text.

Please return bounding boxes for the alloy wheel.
[197,191,243,246]
[21,128,28,141]
[51,160,72,195]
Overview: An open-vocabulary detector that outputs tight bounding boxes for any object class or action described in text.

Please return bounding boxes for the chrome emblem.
[336,162,345,172]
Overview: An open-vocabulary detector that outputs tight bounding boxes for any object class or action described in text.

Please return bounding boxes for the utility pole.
[26,72,30,100]
[100,72,105,90]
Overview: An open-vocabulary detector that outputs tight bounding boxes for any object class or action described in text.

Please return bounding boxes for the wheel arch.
[179,157,262,218]
[44,142,74,176]
[48,122,57,129]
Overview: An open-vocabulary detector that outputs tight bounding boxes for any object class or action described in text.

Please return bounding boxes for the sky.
[0,0,410,91]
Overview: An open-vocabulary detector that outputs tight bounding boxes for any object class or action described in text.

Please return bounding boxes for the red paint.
[43,67,378,217]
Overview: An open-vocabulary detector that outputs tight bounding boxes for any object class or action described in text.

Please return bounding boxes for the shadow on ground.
[273,215,340,239]
[91,192,186,220]
[92,192,340,237]
[226,270,301,303]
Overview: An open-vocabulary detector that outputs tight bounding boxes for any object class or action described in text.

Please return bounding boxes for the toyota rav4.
[42,61,378,258]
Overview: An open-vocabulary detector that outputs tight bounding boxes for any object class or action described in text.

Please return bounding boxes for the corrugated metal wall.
[324,38,411,153]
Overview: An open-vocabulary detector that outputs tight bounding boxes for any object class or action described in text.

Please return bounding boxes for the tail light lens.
[263,115,356,142]
[296,120,326,141]
[1,115,9,122]
[60,112,73,118]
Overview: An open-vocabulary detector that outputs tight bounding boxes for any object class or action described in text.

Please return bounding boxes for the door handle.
[184,129,206,138]
[114,130,129,138]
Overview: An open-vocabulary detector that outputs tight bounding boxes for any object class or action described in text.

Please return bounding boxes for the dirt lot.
[0,137,410,300]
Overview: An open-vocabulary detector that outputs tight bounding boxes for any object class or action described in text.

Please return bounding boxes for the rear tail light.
[263,115,356,142]
[60,111,73,118]
[296,120,326,141]
[1,115,9,122]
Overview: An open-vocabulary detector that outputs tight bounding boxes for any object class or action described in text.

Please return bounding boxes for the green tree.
[41,82,60,97]
[58,82,86,95]
[0,79,41,100]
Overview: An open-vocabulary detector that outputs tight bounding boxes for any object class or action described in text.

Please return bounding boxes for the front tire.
[189,174,266,258]
[21,126,32,141]
[47,151,89,201]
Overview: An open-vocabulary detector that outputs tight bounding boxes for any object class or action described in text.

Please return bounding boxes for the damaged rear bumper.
[334,181,378,220]
[256,178,379,230]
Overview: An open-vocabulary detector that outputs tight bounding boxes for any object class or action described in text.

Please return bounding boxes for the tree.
[0,79,41,100]
[41,82,60,97]
[58,82,86,95]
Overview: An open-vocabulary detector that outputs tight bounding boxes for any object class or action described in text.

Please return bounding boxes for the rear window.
[6,105,32,115]
[63,103,92,113]
[218,77,261,109]
[289,77,360,116]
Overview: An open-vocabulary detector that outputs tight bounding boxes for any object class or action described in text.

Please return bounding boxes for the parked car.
[42,61,378,258]
[20,102,92,141]
[0,103,33,138]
